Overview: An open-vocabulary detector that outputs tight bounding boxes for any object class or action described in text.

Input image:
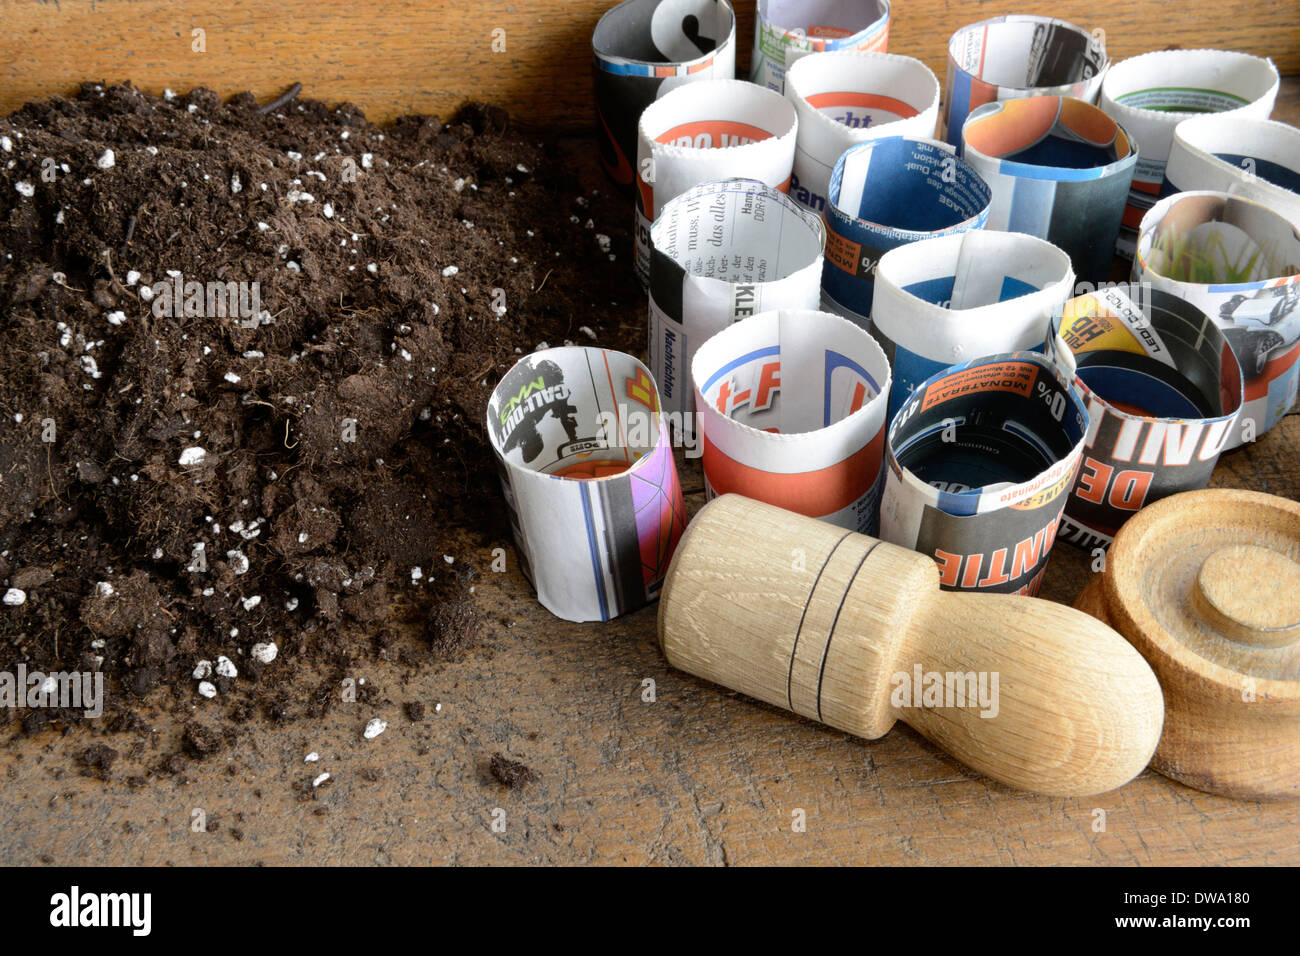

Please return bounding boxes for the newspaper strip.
[961,96,1138,282]
[879,351,1088,595]
[1100,49,1280,258]
[693,309,892,533]
[635,79,798,286]
[784,50,940,214]
[486,347,687,622]
[820,136,991,328]
[1055,284,1243,551]
[750,0,890,94]
[1162,114,1300,229]
[1134,190,1300,449]
[648,179,824,422]
[592,0,738,188]
[942,16,1106,147]
[871,230,1074,423]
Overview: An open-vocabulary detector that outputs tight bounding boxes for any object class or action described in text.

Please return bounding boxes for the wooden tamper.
[1075,489,1300,800]
[658,495,1165,796]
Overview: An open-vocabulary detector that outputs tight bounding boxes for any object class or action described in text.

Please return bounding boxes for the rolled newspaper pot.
[750,0,890,94]
[486,347,686,622]
[1100,49,1280,257]
[648,180,824,423]
[692,309,892,533]
[820,136,992,328]
[635,79,798,286]
[1056,284,1244,551]
[784,50,941,214]
[1162,115,1300,229]
[961,96,1138,283]
[1134,191,1300,448]
[943,16,1107,147]
[879,351,1088,595]
[592,0,738,188]
[871,230,1075,422]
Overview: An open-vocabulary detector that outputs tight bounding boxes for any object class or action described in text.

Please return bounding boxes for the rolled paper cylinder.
[648,179,824,424]
[634,79,798,286]
[1162,114,1300,229]
[879,351,1088,596]
[692,308,892,533]
[1100,49,1279,257]
[820,136,991,329]
[961,96,1137,283]
[784,50,940,215]
[1055,284,1244,551]
[486,347,687,622]
[870,230,1075,423]
[592,0,738,189]
[1133,190,1300,448]
[750,0,890,94]
[943,15,1107,147]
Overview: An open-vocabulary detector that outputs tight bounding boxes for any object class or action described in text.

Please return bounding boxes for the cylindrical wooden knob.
[1192,545,1300,648]
[659,494,1165,796]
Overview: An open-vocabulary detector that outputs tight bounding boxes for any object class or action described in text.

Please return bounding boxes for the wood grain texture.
[660,494,1164,795]
[1077,489,1300,800]
[0,79,1295,869]
[0,0,1296,128]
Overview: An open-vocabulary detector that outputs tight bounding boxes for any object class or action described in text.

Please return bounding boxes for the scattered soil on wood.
[0,84,639,751]
[489,752,538,788]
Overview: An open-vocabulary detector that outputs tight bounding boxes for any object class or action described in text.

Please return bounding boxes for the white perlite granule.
[250,642,278,664]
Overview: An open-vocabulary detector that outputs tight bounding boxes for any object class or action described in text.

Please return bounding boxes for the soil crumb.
[490,752,537,788]
[182,720,226,758]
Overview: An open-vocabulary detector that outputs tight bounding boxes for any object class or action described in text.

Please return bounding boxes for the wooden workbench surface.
[1,421,1296,867]
[2,0,1297,127]
[1,37,1297,870]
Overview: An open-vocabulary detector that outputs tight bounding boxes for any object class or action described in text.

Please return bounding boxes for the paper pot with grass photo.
[1134,191,1300,448]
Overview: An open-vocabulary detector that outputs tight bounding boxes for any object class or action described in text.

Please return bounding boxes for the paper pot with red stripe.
[486,347,687,623]
[783,49,939,215]
[634,79,798,287]
[1134,190,1300,449]
[648,180,824,423]
[692,309,891,534]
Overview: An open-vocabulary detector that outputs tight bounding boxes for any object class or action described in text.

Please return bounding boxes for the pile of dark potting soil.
[0,83,639,731]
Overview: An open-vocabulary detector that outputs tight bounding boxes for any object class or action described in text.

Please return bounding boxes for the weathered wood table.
[0,4,1297,866]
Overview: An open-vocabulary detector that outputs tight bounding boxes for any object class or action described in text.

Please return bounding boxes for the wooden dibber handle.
[658,495,1165,796]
